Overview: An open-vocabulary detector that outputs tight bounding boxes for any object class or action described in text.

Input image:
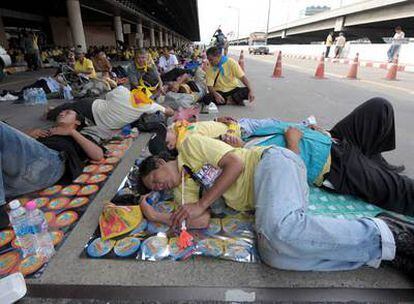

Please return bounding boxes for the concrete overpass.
[230,0,414,45]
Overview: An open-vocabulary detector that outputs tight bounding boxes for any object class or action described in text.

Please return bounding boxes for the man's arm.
[240,75,255,102]
[207,86,225,104]
[284,126,302,154]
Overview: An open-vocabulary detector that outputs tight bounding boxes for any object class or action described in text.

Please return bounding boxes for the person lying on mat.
[0,109,104,228]
[148,98,414,217]
[137,134,414,277]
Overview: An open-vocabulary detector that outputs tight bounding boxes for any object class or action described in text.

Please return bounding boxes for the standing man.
[200,47,254,106]
[334,32,346,59]
[325,32,334,58]
[387,26,405,62]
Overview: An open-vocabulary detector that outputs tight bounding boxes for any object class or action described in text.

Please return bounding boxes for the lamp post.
[228,5,240,45]
[265,0,271,45]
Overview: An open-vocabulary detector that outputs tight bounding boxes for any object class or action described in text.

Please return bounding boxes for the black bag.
[132,111,166,132]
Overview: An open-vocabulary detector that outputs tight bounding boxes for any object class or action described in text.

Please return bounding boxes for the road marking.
[248,55,414,95]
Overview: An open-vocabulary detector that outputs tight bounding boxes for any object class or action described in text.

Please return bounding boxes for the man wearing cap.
[0,109,104,229]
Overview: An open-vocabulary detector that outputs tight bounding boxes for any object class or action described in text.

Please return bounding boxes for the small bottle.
[146,192,161,206]
[8,200,34,257]
[121,124,132,137]
[301,115,317,127]
[207,102,219,121]
[25,201,55,261]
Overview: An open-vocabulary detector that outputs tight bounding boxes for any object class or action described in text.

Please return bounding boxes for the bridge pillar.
[334,16,345,32]
[114,15,124,43]
[66,0,87,52]
[137,19,144,48]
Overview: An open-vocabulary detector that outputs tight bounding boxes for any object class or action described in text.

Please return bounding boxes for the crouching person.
[0,109,104,228]
[137,134,414,277]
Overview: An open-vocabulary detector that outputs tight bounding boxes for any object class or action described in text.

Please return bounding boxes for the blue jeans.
[0,122,65,205]
[387,44,401,62]
[254,147,394,271]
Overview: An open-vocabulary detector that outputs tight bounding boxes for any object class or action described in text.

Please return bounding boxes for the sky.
[197,0,364,42]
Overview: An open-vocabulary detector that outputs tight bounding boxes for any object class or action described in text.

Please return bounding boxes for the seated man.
[137,134,414,276]
[148,98,414,217]
[0,109,103,228]
[74,50,96,79]
[46,86,175,132]
[127,48,163,92]
[93,51,117,89]
[200,46,254,106]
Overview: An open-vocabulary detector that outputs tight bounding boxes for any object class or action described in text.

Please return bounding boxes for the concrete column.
[137,19,143,48]
[0,16,8,49]
[114,15,124,43]
[164,31,169,46]
[159,29,163,47]
[150,25,155,47]
[334,16,345,32]
[66,0,87,52]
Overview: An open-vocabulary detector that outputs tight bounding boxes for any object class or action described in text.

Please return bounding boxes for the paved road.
[223,51,414,178]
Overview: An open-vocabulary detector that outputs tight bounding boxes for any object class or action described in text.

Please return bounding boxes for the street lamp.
[227,5,240,44]
[265,0,272,45]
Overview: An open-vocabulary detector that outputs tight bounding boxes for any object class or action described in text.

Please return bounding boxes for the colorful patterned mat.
[82,163,413,264]
[0,132,138,279]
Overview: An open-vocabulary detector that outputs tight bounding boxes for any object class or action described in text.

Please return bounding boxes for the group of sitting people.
[0,44,413,279]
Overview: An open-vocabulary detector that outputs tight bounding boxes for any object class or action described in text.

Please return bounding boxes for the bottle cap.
[25,201,37,211]
[8,200,21,210]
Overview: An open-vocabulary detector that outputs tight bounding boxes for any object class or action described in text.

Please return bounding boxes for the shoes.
[0,93,19,101]
[377,213,414,279]
[372,154,405,173]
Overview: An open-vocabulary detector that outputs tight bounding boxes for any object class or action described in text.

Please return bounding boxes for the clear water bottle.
[8,200,35,257]
[25,201,55,261]
[207,102,219,121]
[37,88,47,105]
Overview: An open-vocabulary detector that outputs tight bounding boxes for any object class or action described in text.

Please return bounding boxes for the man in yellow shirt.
[325,31,333,58]
[137,134,414,276]
[201,46,254,106]
[74,50,96,79]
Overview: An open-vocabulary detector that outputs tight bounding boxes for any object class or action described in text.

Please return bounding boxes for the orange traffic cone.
[346,53,359,79]
[385,55,399,80]
[238,50,245,71]
[314,52,326,79]
[271,51,283,78]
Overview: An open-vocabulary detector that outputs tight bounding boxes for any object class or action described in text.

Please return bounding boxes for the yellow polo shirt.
[174,134,267,212]
[206,57,244,93]
[74,58,96,78]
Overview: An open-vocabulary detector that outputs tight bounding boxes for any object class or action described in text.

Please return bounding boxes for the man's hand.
[171,202,206,228]
[27,128,49,139]
[164,106,175,117]
[284,127,303,154]
[248,90,255,103]
[48,126,75,137]
[213,92,225,105]
[221,134,244,147]
[216,116,237,125]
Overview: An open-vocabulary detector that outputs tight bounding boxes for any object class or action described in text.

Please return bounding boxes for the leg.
[330,97,395,157]
[255,147,393,271]
[46,99,95,123]
[0,122,65,205]
[227,87,249,105]
[327,143,414,216]
[239,118,282,138]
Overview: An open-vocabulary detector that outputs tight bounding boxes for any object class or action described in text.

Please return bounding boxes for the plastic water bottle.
[207,102,219,121]
[146,192,161,206]
[8,200,35,257]
[63,85,73,100]
[25,201,55,260]
[121,124,132,136]
[38,88,47,105]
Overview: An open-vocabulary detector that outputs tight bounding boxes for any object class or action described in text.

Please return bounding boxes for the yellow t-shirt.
[175,134,267,212]
[206,57,244,93]
[74,58,96,78]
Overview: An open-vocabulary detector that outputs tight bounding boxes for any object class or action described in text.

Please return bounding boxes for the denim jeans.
[254,147,395,271]
[387,44,401,62]
[0,122,65,205]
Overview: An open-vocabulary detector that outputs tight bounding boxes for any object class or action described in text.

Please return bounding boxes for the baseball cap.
[148,124,168,155]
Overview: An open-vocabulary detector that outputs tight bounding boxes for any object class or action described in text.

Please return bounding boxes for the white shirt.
[392,31,405,45]
[335,36,346,47]
[158,54,179,73]
[92,86,165,130]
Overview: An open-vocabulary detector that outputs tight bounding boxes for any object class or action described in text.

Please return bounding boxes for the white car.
[0,45,12,82]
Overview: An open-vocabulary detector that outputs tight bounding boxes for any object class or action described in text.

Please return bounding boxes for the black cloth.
[161,68,192,82]
[326,97,414,216]
[38,135,92,183]
[199,87,249,105]
[46,99,95,124]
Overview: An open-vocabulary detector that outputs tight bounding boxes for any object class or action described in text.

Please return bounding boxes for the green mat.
[308,187,414,223]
